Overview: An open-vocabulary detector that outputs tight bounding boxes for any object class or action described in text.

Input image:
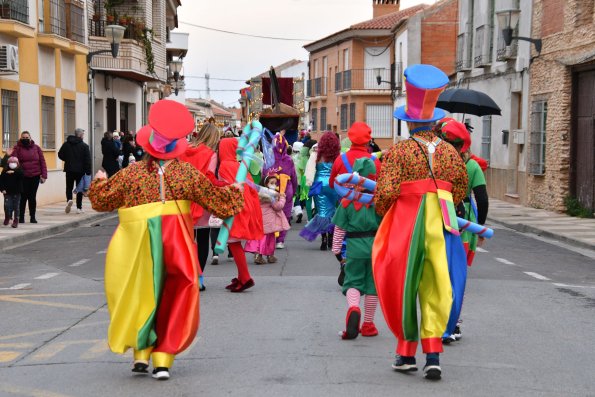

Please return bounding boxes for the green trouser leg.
[305,197,313,220]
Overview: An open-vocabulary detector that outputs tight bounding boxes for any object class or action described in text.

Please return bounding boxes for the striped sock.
[363,295,378,323]
[346,288,360,308]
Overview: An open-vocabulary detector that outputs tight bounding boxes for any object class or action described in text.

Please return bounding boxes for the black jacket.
[58,136,91,174]
[101,138,121,175]
[0,168,24,194]
[121,141,135,168]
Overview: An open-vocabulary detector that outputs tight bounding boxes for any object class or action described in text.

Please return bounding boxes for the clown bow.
[214,120,264,254]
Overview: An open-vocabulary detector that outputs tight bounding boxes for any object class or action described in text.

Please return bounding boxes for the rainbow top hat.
[393,64,449,123]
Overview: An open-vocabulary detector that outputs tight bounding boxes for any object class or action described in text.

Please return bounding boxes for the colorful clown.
[373,64,468,380]
[89,100,244,381]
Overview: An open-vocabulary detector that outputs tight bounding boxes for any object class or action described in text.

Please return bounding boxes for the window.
[340,104,348,131]
[481,115,492,163]
[0,0,29,24]
[311,108,318,131]
[320,107,327,131]
[366,104,392,138]
[529,101,547,175]
[47,0,66,37]
[152,0,161,40]
[343,49,349,71]
[65,0,85,43]
[63,99,75,142]
[41,96,56,149]
[349,103,356,126]
[1,90,19,150]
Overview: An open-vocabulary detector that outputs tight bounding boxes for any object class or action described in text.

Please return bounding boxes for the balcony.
[0,0,34,38]
[90,18,145,41]
[334,68,396,94]
[306,77,327,98]
[456,32,472,72]
[38,0,85,51]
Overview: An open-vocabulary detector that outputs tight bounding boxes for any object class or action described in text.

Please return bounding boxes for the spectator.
[101,132,121,177]
[11,131,47,223]
[58,128,91,214]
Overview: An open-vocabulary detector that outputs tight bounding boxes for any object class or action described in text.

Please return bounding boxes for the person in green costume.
[331,157,382,340]
[296,139,317,221]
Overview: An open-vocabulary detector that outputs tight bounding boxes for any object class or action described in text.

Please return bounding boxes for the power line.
[185,75,247,82]
[179,21,315,42]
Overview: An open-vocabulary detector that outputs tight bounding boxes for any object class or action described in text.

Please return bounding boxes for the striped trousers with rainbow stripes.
[372,179,467,356]
[105,200,200,369]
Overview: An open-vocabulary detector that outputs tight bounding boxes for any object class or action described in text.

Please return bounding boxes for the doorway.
[574,70,595,212]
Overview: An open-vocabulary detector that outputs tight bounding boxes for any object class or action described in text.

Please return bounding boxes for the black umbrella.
[437,88,501,117]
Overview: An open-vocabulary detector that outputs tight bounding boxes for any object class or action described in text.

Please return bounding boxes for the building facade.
[455,0,533,206]
[528,0,595,213]
[304,1,426,148]
[1,0,89,205]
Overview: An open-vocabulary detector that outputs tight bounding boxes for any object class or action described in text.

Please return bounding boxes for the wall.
[420,0,458,76]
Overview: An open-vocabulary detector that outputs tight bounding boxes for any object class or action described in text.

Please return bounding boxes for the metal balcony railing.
[48,0,66,37]
[0,0,29,24]
[335,68,393,92]
[66,0,85,43]
[306,77,327,97]
[89,19,143,40]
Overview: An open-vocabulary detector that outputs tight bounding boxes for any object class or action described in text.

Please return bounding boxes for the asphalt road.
[0,217,594,397]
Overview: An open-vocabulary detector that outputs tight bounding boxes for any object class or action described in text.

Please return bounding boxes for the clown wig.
[317,132,341,163]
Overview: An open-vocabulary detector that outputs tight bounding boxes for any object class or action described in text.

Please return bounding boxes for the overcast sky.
[176,0,436,107]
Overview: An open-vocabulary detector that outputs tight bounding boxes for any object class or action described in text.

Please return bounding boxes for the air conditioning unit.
[0,45,19,74]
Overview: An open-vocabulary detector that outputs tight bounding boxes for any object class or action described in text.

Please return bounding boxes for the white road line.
[524,272,551,281]
[476,247,489,253]
[552,283,595,289]
[0,283,31,290]
[69,258,91,267]
[96,250,108,255]
[495,257,516,266]
[34,273,59,280]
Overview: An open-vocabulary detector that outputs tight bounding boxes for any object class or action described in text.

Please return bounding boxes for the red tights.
[228,242,252,284]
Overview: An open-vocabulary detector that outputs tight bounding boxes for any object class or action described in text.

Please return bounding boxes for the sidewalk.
[0,197,114,250]
[488,199,595,250]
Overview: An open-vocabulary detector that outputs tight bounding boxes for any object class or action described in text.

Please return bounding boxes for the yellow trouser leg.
[152,352,175,369]
[133,347,153,362]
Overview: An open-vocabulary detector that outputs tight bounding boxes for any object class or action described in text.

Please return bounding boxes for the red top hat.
[136,100,195,160]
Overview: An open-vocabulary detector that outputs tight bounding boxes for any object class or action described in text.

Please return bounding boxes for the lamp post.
[496,9,542,55]
[87,24,125,173]
[375,67,401,140]
[169,59,183,96]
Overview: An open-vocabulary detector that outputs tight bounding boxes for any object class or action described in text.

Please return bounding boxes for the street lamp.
[169,59,183,96]
[496,9,542,55]
[375,67,398,99]
[87,24,126,173]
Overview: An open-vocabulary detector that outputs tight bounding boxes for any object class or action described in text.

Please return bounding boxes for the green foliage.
[564,196,594,218]
[140,28,155,75]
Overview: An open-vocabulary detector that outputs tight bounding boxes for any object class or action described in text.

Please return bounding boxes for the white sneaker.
[76,208,84,214]
[276,242,285,249]
[152,367,170,380]
[65,200,73,213]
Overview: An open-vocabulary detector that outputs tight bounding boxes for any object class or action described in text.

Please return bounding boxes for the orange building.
[304,0,425,148]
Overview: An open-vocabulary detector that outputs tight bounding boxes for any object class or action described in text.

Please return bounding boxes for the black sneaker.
[453,325,462,340]
[442,334,456,344]
[337,264,345,286]
[424,356,441,380]
[152,367,170,380]
[131,361,149,374]
[392,355,417,372]
[296,213,303,223]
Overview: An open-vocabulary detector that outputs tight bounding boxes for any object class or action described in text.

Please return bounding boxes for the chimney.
[373,0,400,18]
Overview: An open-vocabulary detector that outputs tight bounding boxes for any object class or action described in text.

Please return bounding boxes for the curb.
[0,212,116,251]
[487,217,595,251]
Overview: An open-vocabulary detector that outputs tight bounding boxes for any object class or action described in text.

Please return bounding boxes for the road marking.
[0,351,21,363]
[34,273,59,280]
[0,283,31,290]
[69,258,90,267]
[0,383,74,397]
[96,249,108,254]
[476,247,489,253]
[0,292,105,312]
[0,320,108,341]
[80,340,109,360]
[524,271,551,281]
[552,283,595,289]
[32,339,105,361]
[495,257,516,266]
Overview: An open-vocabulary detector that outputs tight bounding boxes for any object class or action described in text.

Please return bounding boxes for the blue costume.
[299,162,338,241]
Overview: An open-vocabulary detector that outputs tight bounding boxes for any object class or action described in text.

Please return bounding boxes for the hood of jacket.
[67,135,83,145]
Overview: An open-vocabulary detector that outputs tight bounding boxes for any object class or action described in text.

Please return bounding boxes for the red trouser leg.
[229,242,252,284]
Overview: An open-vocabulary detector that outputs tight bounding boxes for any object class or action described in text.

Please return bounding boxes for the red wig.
[317,132,340,163]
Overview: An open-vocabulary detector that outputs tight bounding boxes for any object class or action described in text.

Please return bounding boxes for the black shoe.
[296,214,303,223]
[30,218,38,224]
[423,354,441,380]
[152,367,170,380]
[327,233,334,250]
[199,284,206,292]
[132,361,149,374]
[392,355,417,372]
[320,235,328,251]
[453,325,462,340]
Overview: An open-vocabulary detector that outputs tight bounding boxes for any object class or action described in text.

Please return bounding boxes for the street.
[0,218,594,397]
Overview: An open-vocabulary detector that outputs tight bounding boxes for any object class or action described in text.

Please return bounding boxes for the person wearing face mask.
[245,172,290,264]
[10,131,47,223]
[0,157,24,228]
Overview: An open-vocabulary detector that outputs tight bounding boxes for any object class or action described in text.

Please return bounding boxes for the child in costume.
[245,172,290,264]
[331,158,382,340]
[299,132,340,250]
[264,134,297,249]
[88,100,244,381]
[295,139,317,221]
[373,65,468,380]
[217,137,264,292]
[0,156,23,228]
[437,117,489,343]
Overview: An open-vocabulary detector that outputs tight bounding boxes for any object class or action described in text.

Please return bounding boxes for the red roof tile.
[351,4,427,30]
